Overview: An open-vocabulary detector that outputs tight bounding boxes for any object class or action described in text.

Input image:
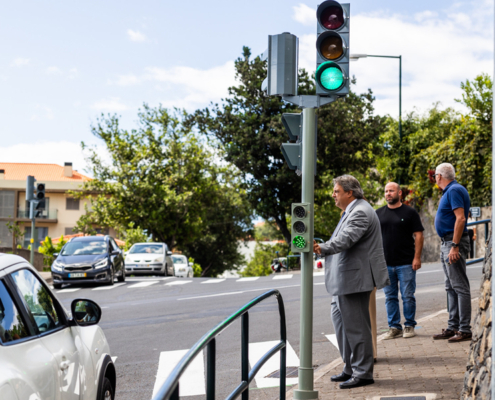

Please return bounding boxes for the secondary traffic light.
[291,203,312,253]
[35,183,45,203]
[281,113,302,172]
[26,175,36,202]
[315,1,350,96]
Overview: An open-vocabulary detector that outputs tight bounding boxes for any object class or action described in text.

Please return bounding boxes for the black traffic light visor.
[317,1,346,31]
[316,31,346,61]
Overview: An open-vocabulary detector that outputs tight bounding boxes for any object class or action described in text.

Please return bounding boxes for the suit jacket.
[320,198,390,296]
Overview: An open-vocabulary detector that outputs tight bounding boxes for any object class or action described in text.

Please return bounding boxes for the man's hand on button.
[313,241,321,255]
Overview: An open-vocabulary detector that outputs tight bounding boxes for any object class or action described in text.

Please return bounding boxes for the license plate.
[69,273,86,278]
[179,268,185,272]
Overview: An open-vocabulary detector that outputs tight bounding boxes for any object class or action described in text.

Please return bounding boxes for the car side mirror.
[111,250,120,256]
[167,251,173,255]
[53,253,59,257]
[71,299,102,326]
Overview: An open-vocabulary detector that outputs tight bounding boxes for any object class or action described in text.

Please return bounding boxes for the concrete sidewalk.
[288,301,476,400]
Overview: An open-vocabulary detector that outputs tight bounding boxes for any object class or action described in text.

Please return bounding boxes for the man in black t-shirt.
[376,182,424,340]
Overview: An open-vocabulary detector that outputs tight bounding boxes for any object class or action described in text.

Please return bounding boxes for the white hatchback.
[0,254,116,400]
[171,255,194,278]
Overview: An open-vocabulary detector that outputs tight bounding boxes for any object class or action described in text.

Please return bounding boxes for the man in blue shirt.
[432,163,471,342]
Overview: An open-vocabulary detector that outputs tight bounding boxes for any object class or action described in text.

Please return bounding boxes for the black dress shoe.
[339,377,375,389]
[330,372,352,382]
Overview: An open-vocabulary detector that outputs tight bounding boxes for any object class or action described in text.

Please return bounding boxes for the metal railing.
[152,289,287,400]
[466,219,491,266]
[17,208,58,220]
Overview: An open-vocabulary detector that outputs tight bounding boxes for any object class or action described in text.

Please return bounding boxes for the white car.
[125,242,174,276]
[0,254,116,400]
[171,255,194,278]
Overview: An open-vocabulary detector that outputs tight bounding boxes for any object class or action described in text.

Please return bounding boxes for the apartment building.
[0,162,112,250]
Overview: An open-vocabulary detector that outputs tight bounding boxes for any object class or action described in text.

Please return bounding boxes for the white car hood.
[127,253,163,262]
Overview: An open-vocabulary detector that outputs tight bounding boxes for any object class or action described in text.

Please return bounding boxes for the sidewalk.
[288,301,476,400]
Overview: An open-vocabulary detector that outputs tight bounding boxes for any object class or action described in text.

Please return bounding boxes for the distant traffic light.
[35,183,45,202]
[315,1,350,96]
[291,203,312,253]
[26,175,36,202]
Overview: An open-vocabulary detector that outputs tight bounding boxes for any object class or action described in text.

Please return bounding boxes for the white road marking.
[249,340,299,388]
[178,284,301,301]
[325,334,340,351]
[273,275,293,280]
[314,271,325,276]
[236,277,260,282]
[315,282,325,285]
[201,279,226,284]
[93,283,125,291]
[126,277,173,282]
[417,264,482,275]
[56,288,80,293]
[127,281,159,288]
[152,349,205,397]
[165,280,192,286]
[111,356,118,363]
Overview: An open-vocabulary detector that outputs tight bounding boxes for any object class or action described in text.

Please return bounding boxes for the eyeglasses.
[434,173,441,178]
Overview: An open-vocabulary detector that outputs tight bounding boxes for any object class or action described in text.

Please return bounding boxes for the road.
[54,261,484,400]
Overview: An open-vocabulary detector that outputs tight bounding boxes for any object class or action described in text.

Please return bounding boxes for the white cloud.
[127,29,146,42]
[109,74,141,86]
[46,66,62,74]
[293,3,315,26]
[30,105,54,121]
[296,0,493,117]
[91,97,129,112]
[68,68,78,79]
[11,58,30,67]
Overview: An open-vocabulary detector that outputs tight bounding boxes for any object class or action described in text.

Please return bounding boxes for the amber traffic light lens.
[320,6,344,30]
[320,35,343,60]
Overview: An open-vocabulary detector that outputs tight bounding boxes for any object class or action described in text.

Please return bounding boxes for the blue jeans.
[383,264,417,329]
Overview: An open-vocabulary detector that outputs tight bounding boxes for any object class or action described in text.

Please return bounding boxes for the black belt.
[441,232,469,243]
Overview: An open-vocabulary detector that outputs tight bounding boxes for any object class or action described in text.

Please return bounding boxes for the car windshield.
[61,241,107,256]
[172,256,186,264]
[129,244,163,254]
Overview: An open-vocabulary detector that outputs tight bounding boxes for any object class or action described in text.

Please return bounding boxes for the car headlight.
[52,261,64,271]
[94,259,108,269]
[154,257,164,263]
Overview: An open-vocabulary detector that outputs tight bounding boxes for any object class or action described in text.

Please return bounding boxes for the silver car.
[124,243,174,276]
[172,254,194,278]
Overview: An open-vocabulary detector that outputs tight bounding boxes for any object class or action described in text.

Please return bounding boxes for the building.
[0,162,112,250]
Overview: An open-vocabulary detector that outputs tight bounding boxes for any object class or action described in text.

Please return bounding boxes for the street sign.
[470,207,481,218]
[315,1,350,96]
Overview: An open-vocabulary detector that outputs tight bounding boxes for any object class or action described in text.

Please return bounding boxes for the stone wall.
[461,232,492,399]
[0,247,45,271]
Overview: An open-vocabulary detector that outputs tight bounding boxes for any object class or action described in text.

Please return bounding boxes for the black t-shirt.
[376,204,424,266]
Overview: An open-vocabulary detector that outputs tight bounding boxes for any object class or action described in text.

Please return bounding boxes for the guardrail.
[466,219,491,266]
[152,289,287,400]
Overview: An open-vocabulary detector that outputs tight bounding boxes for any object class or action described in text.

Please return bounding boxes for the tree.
[240,242,286,277]
[121,223,149,251]
[193,47,387,246]
[75,105,252,276]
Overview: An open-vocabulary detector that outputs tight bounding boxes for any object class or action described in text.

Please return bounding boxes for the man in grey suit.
[314,175,390,389]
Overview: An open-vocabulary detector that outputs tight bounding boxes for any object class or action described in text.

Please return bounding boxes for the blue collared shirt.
[434,180,471,238]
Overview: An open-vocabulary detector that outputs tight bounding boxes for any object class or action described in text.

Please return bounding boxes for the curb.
[285,298,478,400]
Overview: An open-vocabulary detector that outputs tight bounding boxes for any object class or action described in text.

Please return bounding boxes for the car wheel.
[187,270,193,278]
[117,268,126,282]
[163,263,169,277]
[53,283,62,289]
[107,267,115,286]
[98,377,114,400]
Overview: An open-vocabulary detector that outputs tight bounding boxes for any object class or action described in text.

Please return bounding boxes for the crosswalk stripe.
[314,271,325,276]
[272,274,293,280]
[201,279,226,284]
[249,340,299,388]
[165,280,192,286]
[93,283,126,291]
[325,334,340,350]
[236,277,259,282]
[152,349,205,397]
[127,281,158,288]
[56,288,80,293]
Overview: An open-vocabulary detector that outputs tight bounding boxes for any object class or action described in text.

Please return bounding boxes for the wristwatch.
[451,242,459,248]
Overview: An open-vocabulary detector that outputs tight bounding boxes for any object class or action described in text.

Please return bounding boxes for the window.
[0,280,30,343]
[110,238,120,250]
[61,241,106,256]
[11,269,63,334]
[64,227,75,235]
[0,190,15,218]
[66,197,80,210]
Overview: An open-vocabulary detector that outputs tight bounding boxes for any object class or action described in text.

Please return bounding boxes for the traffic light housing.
[315,1,350,96]
[291,203,313,253]
[281,113,302,172]
[26,175,36,202]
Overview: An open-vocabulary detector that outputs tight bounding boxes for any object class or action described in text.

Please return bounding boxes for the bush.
[240,242,287,277]
[39,236,67,267]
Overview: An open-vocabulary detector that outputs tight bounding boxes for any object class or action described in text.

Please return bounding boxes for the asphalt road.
[54,261,484,400]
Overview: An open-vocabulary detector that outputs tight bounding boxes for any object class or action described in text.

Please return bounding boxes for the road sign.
[470,207,481,218]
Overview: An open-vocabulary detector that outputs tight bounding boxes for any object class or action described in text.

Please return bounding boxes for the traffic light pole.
[294,106,318,400]
[29,201,35,264]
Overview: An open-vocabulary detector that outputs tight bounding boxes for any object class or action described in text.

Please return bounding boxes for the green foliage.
[188,257,202,277]
[121,222,149,251]
[5,220,25,249]
[240,242,287,277]
[74,105,252,277]
[254,220,284,241]
[192,47,386,246]
[39,236,67,266]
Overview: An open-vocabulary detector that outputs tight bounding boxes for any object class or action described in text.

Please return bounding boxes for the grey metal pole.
[491,8,495,398]
[398,55,402,185]
[294,107,318,400]
[30,201,35,265]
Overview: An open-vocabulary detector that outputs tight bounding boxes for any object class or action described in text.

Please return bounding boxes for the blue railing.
[152,289,287,400]
[466,219,491,266]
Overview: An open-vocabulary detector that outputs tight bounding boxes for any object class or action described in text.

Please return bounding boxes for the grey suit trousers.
[331,291,373,379]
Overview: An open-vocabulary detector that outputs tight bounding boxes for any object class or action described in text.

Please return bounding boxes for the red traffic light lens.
[318,32,344,60]
[320,5,344,30]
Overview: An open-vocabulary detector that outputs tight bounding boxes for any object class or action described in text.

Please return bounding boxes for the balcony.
[17,209,58,222]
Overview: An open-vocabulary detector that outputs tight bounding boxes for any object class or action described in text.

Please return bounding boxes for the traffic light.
[315,1,350,96]
[281,113,302,172]
[35,183,45,203]
[26,175,36,202]
[261,33,298,96]
[291,203,312,253]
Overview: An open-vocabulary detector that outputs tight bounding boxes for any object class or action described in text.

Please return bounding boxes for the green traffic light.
[316,61,344,91]
[293,236,307,249]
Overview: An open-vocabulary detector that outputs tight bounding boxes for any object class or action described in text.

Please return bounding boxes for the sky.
[0,0,493,175]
